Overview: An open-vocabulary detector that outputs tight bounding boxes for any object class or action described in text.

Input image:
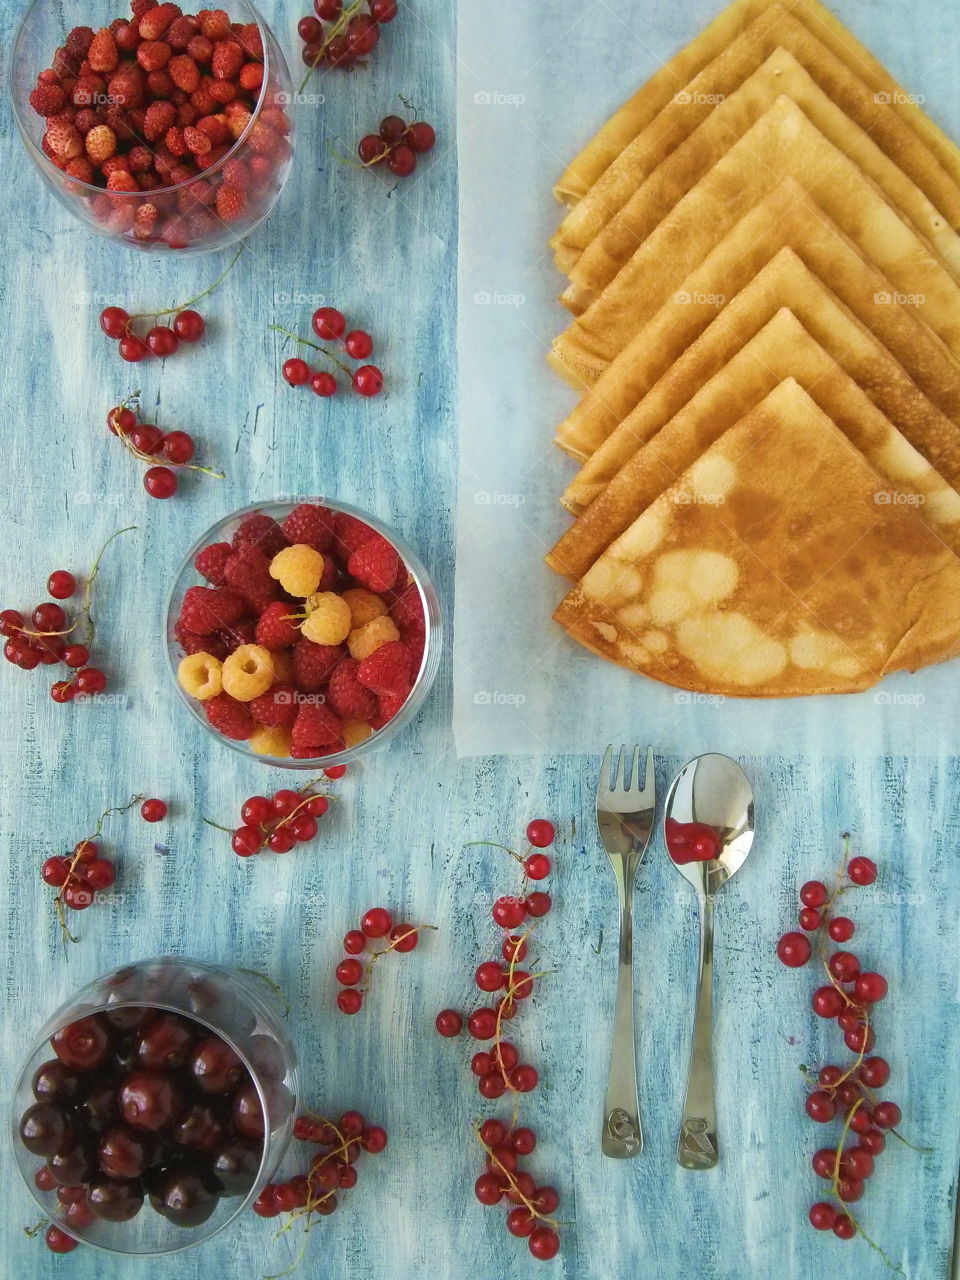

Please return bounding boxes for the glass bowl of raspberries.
[12,957,298,1256]
[11,0,295,252]
[165,499,442,766]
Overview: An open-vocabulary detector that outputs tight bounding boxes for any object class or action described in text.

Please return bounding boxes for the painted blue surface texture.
[0,2,957,1280]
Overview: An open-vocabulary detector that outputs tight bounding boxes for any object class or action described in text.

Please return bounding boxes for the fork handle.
[602,889,642,1158]
[677,892,717,1169]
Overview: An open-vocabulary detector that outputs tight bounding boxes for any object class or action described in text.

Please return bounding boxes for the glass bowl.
[12,957,298,1256]
[11,0,295,253]
[164,498,443,769]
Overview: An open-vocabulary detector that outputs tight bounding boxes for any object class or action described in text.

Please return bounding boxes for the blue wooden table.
[1,1,959,1277]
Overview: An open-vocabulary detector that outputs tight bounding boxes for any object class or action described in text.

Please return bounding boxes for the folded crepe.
[553,379,960,696]
[548,309,960,581]
[551,99,960,385]
[554,0,960,206]
[555,195,960,460]
[563,48,960,308]
[553,8,960,270]
[561,259,960,512]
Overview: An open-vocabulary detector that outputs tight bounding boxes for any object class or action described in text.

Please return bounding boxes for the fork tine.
[639,745,655,804]
[617,745,629,791]
[598,745,613,796]
[629,745,641,793]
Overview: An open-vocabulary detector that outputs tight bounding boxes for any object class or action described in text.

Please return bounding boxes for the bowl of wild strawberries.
[13,958,298,1256]
[164,499,442,766]
[11,0,295,252]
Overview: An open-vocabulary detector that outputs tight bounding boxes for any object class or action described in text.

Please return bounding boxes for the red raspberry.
[194,540,232,585]
[224,545,278,612]
[144,98,176,140]
[232,512,287,558]
[348,535,400,593]
[175,620,228,659]
[326,658,377,721]
[291,702,343,752]
[332,512,375,563]
[249,683,298,728]
[390,583,424,631]
[357,641,413,697]
[255,601,302,651]
[214,618,256,650]
[138,3,181,40]
[293,639,345,693]
[30,83,68,116]
[215,183,246,222]
[178,584,247,634]
[205,691,255,740]
[87,29,119,72]
[281,503,335,553]
[370,690,407,730]
[211,39,243,80]
[168,52,200,91]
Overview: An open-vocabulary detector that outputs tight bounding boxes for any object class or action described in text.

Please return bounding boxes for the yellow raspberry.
[271,648,294,683]
[249,725,292,757]
[341,587,388,629]
[269,544,324,597]
[342,719,373,747]
[177,651,222,700]
[221,644,274,702]
[348,615,400,661]
[302,592,352,645]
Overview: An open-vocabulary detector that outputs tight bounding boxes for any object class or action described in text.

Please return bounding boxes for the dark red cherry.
[189,1037,244,1095]
[231,1082,264,1141]
[51,1016,111,1071]
[104,1004,152,1032]
[135,1013,195,1070]
[210,1139,261,1196]
[119,1071,183,1131]
[78,1081,119,1132]
[19,1103,72,1156]
[87,1175,144,1222]
[47,1141,96,1186]
[149,1164,220,1227]
[98,1125,154,1180]
[171,1100,226,1154]
[32,1060,82,1104]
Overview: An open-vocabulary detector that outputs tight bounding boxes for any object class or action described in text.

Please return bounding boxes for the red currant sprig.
[106,397,224,500]
[357,115,436,178]
[335,907,435,1013]
[272,309,384,398]
[204,778,337,857]
[2,526,134,702]
[474,1119,561,1261]
[298,0,398,83]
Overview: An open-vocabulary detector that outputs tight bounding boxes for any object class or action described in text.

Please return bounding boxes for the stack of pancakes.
[547,0,960,697]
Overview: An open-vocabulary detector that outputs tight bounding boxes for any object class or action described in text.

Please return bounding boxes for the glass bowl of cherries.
[12,957,298,1256]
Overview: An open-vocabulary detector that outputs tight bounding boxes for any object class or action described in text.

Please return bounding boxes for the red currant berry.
[336,989,362,1015]
[335,957,363,986]
[268,828,296,854]
[343,929,366,954]
[872,1101,902,1129]
[312,307,346,340]
[306,795,329,817]
[161,431,195,464]
[478,1073,505,1100]
[811,986,844,1018]
[42,856,71,887]
[63,882,94,910]
[799,880,828,908]
[173,310,205,342]
[73,839,98,863]
[63,645,89,668]
[524,891,552,917]
[502,935,527,963]
[85,859,116,890]
[283,357,311,386]
[50,681,75,703]
[512,1126,536,1155]
[131,424,163,455]
[368,0,398,19]
[344,330,373,360]
[474,1173,502,1206]
[808,1202,837,1230]
[33,602,66,631]
[837,1008,865,1034]
[362,1125,387,1154]
[510,970,534,1000]
[298,15,322,41]
[811,1148,838,1178]
[387,144,416,177]
[529,1227,560,1261]
[533,1186,559,1215]
[837,1176,864,1204]
[492,897,526,930]
[346,12,379,53]
[844,1024,876,1055]
[45,1225,78,1254]
[835,1080,862,1107]
[848,1107,873,1134]
[100,306,130,338]
[119,333,150,362]
[471,1052,492,1077]
[475,961,505,992]
[232,826,262,857]
[301,39,325,65]
[435,1009,462,1037]
[35,1165,58,1191]
[144,466,177,498]
[854,972,888,1003]
[290,814,317,843]
[798,907,821,931]
[524,853,551,880]
[859,1056,890,1089]
[324,764,347,780]
[507,1206,536,1238]
[107,406,136,436]
[379,114,406,143]
[360,907,392,938]
[467,1008,497,1040]
[241,796,271,826]
[828,951,860,983]
[805,1090,836,1122]
[828,916,855,943]
[147,325,178,358]
[311,371,338,397]
[497,995,517,1021]
[405,121,436,153]
[0,608,24,637]
[513,1064,539,1092]
[832,1215,857,1240]
[818,1065,843,1088]
[75,667,107,694]
[858,1128,886,1156]
[352,364,383,396]
[47,571,76,599]
[390,924,418,952]
[847,856,877,885]
[314,0,341,16]
[358,134,388,163]
[272,789,301,816]
[526,818,555,847]
[140,798,167,823]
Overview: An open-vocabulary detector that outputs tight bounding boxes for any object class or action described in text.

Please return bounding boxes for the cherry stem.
[268,325,354,378]
[463,839,524,867]
[297,0,368,93]
[127,243,244,327]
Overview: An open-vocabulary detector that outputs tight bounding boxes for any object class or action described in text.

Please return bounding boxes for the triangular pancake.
[551,99,960,383]
[563,49,960,307]
[548,308,960,580]
[553,380,960,696]
[562,258,960,510]
[554,190,960,456]
[555,0,960,205]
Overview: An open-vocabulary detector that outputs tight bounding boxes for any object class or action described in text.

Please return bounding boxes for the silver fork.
[596,744,656,1158]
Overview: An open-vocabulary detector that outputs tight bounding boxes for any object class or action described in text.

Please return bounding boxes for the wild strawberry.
[106,169,139,191]
[248,154,274,188]
[198,8,231,40]
[138,3,182,40]
[187,34,213,63]
[65,156,95,182]
[210,39,243,80]
[357,641,413,697]
[169,162,196,184]
[183,125,211,154]
[247,121,278,155]
[292,639,344,692]
[166,15,197,48]
[71,74,104,106]
[87,28,119,72]
[165,124,188,155]
[36,68,60,84]
[205,692,255,741]
[291,702,343,752]
[126,144,153,172]
[137,39,171,71]
[219,157,249,190]
[326,658,377,721]
[74,108,99,134]
[45,120,83,159]
[190,82,217,114]
[146,68,174,96]
[187,207,219,237]
[197,112,230,143]
[114,19,141,52]
[255,601,302,651]
[139,173,161,191]
[176,101,199,126]
[131,0,155,18]
[100,153,132,176]
[132,202,159,239]
[29,82,67,116]
[249,684,298,728]
[347,536,400,593]
[52,47,79,78]
[107,65,145,106]
[225,105,251,139]
[215,183,245,221]
[84,123,117,163]
[239,63,262,92]
[178,585,248,634]
[144,98,176,139]
[66,26,95,58]
[167,53,200,91]
[237,23,263,59]
[209,79,237,105]
[260,106,291,136]
[194,541,232,585]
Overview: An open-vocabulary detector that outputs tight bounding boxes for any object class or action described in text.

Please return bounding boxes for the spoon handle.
[602,874,642,1157]
[677,891,717,1169]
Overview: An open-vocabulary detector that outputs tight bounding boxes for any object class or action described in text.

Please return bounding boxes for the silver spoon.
[664,754,755,1170]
